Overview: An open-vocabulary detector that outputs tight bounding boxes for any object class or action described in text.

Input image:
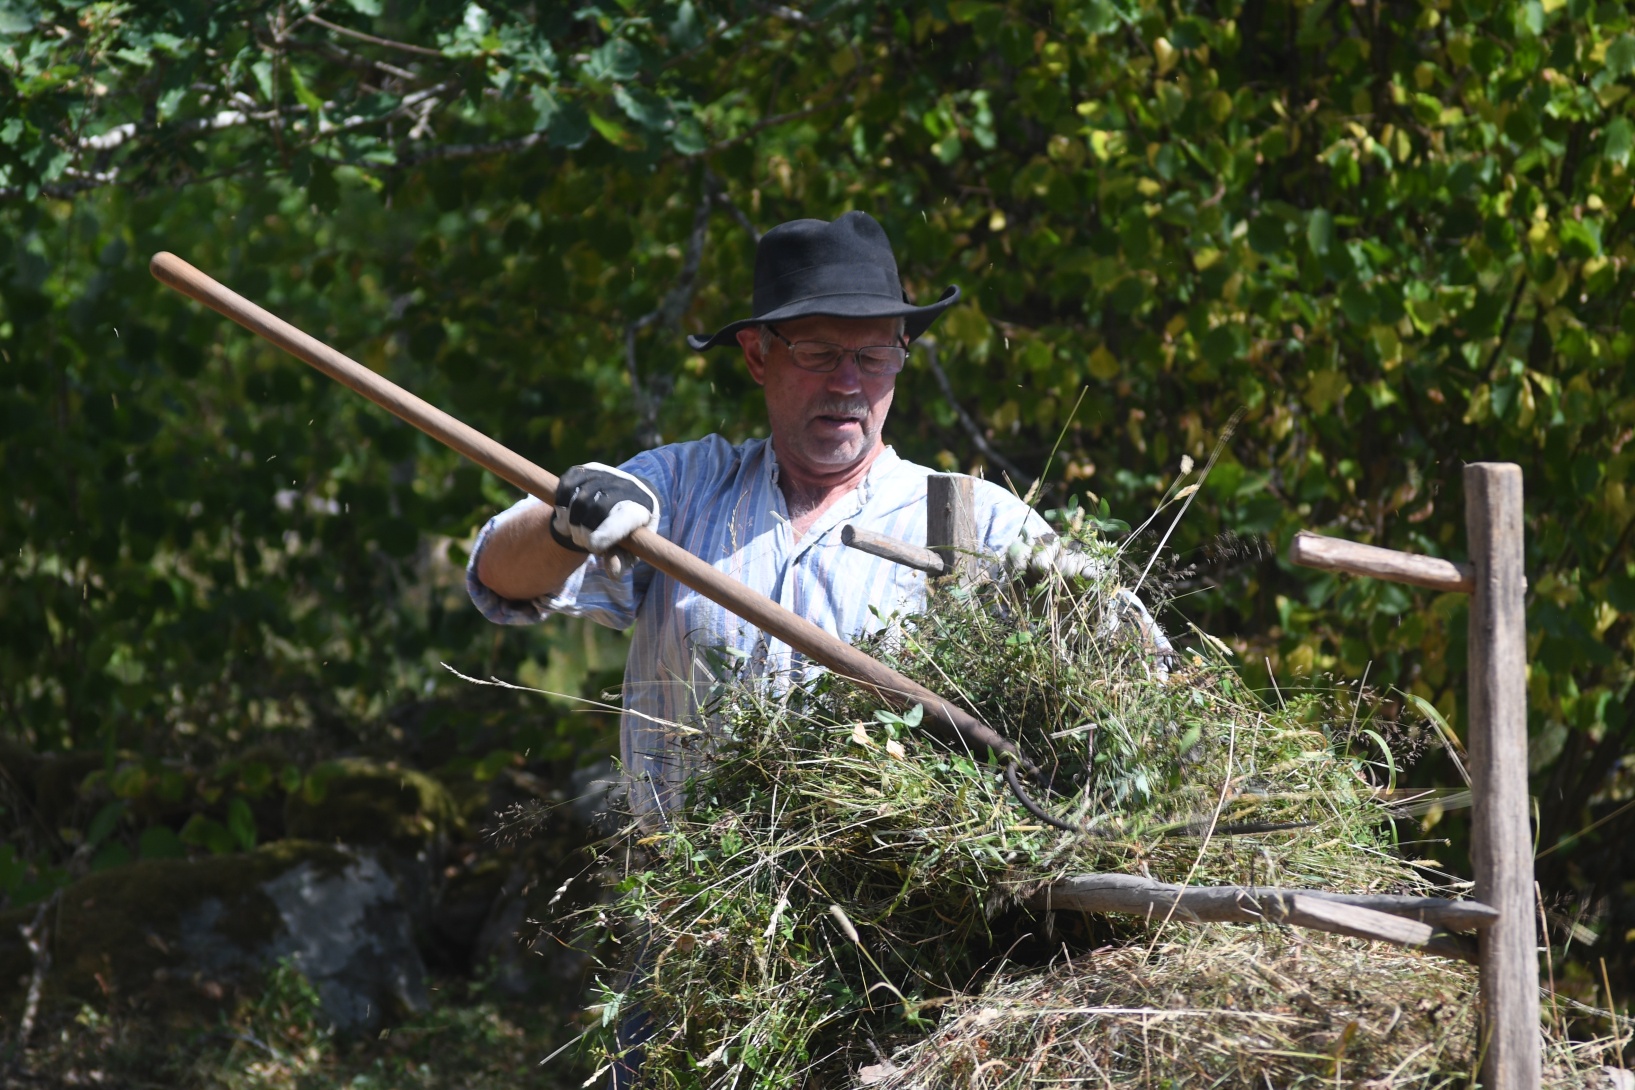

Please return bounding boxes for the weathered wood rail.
[1289,529,1476,592]
[1032,873,1485,962]
[1038,872,1499,932]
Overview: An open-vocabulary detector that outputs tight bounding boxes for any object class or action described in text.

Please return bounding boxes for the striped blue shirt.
[467,436,1082,816]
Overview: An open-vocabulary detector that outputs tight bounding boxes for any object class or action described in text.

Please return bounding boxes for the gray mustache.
[810,399,870,419]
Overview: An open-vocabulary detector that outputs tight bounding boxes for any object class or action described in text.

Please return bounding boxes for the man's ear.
[737,327,767,386]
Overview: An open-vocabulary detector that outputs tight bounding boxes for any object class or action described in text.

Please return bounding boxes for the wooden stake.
[1465,462,1540,1090]
[1289,530,1475,593]
[840,524,946,576]
[927,474,976,581]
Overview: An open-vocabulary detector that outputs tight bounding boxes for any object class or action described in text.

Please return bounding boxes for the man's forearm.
[474,502,589,601]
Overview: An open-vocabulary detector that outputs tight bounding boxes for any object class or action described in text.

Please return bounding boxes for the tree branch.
[1484,260,1529,374]
[306,13,447,57]
[917,337,1031,488]
[14,890,59,1051]
[394,130,546,166]
[78,100,273,154]
[0,173,116,202]
[312,81,457,141]
[17,76,456,204]
[1597,509,1635,578]
[47,72,447,181]
[707,169,761,243]
[284,33,422,83]
[626,178,714,448]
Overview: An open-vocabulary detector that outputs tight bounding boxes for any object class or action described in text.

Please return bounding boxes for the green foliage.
[0,840,66,905]
[0,181,628,765]
[1,746,457,910]
[3,0,1633,971]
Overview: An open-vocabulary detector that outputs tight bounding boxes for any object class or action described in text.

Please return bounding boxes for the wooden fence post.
[927,474,976,582]
[1465,462,1540,1090]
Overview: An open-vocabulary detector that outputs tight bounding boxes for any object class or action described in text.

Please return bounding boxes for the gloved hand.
[550,462,660,579]
[1003,533,1108,583]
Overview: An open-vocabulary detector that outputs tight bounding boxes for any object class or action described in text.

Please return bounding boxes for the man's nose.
[824,356,864,393]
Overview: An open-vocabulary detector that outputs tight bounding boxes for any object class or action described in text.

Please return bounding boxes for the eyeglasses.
[765,325,910,376]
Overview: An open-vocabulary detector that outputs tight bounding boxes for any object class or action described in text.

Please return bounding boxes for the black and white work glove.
[1003,532,1108,583]
[550,462,660,579]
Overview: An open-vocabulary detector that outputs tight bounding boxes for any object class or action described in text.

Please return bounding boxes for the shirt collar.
[764,439,900,506]
[860,444,901,506]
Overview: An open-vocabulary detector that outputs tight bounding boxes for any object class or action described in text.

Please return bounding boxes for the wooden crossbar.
[841,524,946,576]
[1042,873,1498,932]
[1036,873,1488,962]
[1289,529,1475,592]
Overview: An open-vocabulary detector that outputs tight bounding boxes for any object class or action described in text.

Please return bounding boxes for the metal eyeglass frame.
[764,324,910,376]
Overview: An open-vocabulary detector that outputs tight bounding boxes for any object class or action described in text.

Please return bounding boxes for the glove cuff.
[549,519,590,554]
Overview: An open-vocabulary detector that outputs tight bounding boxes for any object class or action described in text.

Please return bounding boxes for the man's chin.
[796,437,872,469]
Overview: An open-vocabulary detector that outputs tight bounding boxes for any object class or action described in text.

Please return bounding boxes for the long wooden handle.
[149,252,1023,766]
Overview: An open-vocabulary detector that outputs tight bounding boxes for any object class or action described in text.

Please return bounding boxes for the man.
[468,211,1160,1088]
[467,211,1099,818]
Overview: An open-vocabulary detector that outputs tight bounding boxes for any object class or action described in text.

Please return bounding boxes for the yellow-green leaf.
[1087,344,1120,381]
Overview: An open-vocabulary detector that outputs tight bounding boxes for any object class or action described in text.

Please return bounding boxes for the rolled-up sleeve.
[465,497,559,625]
[464,447,682,632]
[464,496,648,630]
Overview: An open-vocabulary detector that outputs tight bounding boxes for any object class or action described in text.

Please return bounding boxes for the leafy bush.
[3,0,1632,986]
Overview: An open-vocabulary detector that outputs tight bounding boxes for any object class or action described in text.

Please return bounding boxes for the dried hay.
[872,932,1625,1088]
[872,931,1477,1088]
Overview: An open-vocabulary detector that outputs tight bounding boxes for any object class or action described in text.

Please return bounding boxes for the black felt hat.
[686,211,959,351]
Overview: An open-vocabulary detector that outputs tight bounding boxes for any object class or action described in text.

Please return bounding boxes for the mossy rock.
[0,840,427,1035]
[433,763,553,830]
[285,757,461,857]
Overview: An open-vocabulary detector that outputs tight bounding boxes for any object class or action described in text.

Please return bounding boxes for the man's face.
[739,314,901,478]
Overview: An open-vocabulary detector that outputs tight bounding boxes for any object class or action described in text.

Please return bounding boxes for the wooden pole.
[927,474,977,581]
[1040,872,1498,933]
[840,524,946,576]
[148,251,1032,772]
[1465,462,1540,1090]
[1288,530,1475,593]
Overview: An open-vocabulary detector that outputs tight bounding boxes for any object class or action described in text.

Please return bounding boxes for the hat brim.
[686,285,960,351]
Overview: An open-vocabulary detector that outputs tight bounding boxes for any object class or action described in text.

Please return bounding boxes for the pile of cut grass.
[576,543,1622,1088]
